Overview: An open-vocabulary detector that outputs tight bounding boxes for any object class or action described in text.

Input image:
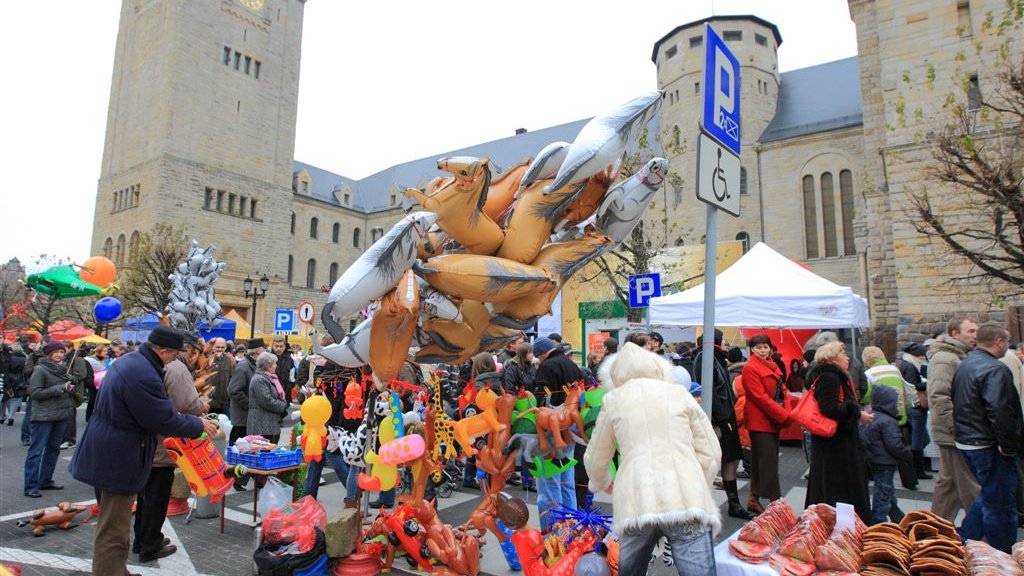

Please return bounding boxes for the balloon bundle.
[316,92,667,381]
[166,241,225,331]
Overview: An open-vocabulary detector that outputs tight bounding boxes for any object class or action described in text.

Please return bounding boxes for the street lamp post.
[243,274,270,339]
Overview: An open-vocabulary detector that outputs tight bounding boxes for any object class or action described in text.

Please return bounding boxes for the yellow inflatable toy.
[358,416,399,492]
[414,254,555,304]
[491,232,611,329]
[482,161,530,222]
[496,177,584,264]
[300,395,332,463]
[404,157,504,256]
[369,270,418,383]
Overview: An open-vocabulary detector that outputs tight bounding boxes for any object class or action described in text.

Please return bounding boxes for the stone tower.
[652,16,783,250]
[91,0,305,331]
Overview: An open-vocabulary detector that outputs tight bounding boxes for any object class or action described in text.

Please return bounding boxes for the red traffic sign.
[298,301,315,324]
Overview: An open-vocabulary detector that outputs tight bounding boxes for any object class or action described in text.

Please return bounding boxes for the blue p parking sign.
[628,273,661,308]
[702,23,741,156]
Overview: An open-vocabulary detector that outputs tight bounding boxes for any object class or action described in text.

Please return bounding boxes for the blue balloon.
[94,296,122,323]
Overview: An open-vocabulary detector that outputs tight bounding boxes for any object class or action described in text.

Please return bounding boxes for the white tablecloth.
[714,529,777,576]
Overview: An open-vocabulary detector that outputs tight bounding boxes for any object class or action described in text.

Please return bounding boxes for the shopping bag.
[257,477,292,519]
[790,378,839,438]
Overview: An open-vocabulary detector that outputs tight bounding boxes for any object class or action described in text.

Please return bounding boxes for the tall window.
[740,167,748,195]
[310,217,318,239]
[289,212,295,235]
[736,232,750,253]
[957,0,972,37]
[287,255,293,284]
[802,175,819,259]
[115,234,126,265]
[967,74,981,112]
[103,237,113,259]
[306,258,316,289]
[204,188,213,210]
[371,227,385,243]
[329,262,339,285]
[839,170,856,256]
[128,231,140,261]
[353,228,361,248]
[821,173,838,257]
[332,222,340,243]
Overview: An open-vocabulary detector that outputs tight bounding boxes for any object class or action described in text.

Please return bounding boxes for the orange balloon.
[79,256,117,288]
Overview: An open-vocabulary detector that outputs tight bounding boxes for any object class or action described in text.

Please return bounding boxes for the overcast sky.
[1,0,856,269]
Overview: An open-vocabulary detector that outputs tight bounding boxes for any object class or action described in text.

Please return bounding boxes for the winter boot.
[747,493,765,515]
[726,481,756,520]
[912,450,933,480]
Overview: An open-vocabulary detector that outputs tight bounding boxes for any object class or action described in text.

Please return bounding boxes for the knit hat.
[148,326,186,350]
[902,342,927,357]
[532,337,557,358]
[247,338,266,350]
[42,341,65,356]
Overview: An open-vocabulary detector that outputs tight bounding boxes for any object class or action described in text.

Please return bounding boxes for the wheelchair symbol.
[712,147,729,202]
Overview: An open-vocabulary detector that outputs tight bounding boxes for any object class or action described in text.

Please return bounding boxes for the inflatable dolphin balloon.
[547,91,662,193]
[593,157,668,244]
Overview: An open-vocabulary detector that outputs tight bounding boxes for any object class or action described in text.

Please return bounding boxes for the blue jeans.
[619,523,715,576]
[870,467,904,525]
[375,487,395,506]
[1,395,23,421]
[536,466,575,531]
[303,451,355,500]
[909,407,930,452]
[20,399,31,443]
[959,447,1019,553]
[24,419,67,493]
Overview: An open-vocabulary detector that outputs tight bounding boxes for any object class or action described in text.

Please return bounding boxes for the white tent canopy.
[648,242,869,328]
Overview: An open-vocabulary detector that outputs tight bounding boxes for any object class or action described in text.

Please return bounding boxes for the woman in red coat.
[740,334,791,514]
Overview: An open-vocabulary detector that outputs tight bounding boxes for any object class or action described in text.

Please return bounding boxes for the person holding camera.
[23,341,82,497]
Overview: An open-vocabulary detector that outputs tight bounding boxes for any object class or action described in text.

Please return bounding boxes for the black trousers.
[133,466,175,556]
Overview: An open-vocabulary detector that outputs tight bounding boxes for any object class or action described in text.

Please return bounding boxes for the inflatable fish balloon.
[547,92,662,193]
[326,211,437,319]
[519,141,569,192]
[594,157,668,244]
[414,254,556,304]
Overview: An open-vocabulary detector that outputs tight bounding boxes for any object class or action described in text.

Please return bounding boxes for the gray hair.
[256,351,278,371]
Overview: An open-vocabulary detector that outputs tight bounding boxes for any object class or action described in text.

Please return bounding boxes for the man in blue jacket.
[71,326,217,576]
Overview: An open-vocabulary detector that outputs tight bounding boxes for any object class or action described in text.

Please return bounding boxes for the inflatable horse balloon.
[369,270,419,383]
[324,211,436,332]
[517,141,569,192]
[547,91,662,194]
[593,157,669,244]
[414,254,556,304]
[314,317,372,368]
[482,161,531,222]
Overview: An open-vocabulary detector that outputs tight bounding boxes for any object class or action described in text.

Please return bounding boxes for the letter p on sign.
[628,273,662,308]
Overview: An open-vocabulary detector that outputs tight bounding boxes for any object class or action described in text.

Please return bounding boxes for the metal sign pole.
[700,204,718,418]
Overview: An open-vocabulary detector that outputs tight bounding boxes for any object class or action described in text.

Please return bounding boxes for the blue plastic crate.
[226,447,303,470]
[294,554,328,576]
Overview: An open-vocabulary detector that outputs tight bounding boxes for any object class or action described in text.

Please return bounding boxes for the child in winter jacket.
[859,385,912,525]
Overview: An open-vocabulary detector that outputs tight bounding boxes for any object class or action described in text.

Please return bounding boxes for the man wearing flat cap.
[227,338,266,490]
[71,325,218,576]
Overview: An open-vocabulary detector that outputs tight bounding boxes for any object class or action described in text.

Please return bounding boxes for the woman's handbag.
[790,378,841,437]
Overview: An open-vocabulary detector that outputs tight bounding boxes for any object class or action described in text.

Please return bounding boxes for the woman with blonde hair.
[805,341,872,521]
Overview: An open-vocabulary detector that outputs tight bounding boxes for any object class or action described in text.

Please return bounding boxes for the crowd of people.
[2,315,1022,575]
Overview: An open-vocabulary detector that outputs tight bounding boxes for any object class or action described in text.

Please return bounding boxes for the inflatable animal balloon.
[420,300,492,356]
[593,157,668,244]
[497,176,584,264]
[415,225,449,261]
[165,241,224,332]
[314,316,372,367]
[79,256,117,288]
[417,281,462,322]
[548,91,662,193]
[560,164,620,226]
[482,161,530,221]
[369,270,418,383]
[325,211,437,321]
[403,157,504,255]
[300,395,332,463]
[519,142,569,191]
[358,417,399,492]
[414,254,556,304]
[93,296,123,323]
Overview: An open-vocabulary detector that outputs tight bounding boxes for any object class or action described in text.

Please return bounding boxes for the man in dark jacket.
[531,337,581,529]
[898,342,932,480]
[952,323,1022,553]
[271,337,295,402]
[206,337,234,415]
[860,385,912,525]
[70,326,216,576]
[693,329,755,520]
[227,339,263,490]
[0,342,27,426]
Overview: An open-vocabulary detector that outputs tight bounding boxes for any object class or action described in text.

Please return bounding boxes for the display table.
[713,529,777,576]
[218,465,300,533]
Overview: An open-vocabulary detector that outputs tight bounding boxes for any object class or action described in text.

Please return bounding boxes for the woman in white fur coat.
[584,342,721,576]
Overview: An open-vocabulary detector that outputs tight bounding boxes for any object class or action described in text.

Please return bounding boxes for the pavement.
[0,405,1015,576]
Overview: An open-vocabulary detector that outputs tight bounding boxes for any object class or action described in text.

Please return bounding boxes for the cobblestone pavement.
[0,405,1008,576]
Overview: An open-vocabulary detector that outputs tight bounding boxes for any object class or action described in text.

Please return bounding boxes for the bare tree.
[908,6,1023,297]
[117,223,190,317]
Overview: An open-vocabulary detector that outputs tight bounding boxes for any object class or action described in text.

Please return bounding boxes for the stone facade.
[90,2,1021,348]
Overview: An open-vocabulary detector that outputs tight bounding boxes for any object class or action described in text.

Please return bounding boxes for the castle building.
[91,0,1020,349]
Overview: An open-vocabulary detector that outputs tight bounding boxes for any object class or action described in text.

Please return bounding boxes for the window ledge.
[202,206,263,223]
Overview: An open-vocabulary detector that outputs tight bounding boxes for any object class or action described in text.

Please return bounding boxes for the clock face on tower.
[238,0,266,10]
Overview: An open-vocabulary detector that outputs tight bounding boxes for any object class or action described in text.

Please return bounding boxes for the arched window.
[839,170,856,256]
[371,227,385,242]
[802,175,818,259]
[306,258,316,289]
[115,234,126,264]
[332,222,340,243]
[290,212,295,235]
[353,228,361,248]
[329,262,339,285]
[128,231,140,261]
[103,237,113,259]
[740,167,748,195]
[820,172,837,257]
[310,217,319,239]
[736,231,750,253]
[287,255,293,285]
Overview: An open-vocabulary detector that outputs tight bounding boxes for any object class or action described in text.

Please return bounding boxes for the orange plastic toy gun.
[164,434,245,503]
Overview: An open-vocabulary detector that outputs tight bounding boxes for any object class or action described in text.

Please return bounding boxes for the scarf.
[267,371,286,400]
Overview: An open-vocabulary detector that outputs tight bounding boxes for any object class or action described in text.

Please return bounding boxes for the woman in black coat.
[804,341,872,522]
